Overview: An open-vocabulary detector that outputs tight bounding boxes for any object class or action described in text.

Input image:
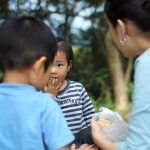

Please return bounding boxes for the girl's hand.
[44,77,61,97]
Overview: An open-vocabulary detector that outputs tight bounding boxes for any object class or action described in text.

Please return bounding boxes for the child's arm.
[44,77,61,97]
[42,95,74,150]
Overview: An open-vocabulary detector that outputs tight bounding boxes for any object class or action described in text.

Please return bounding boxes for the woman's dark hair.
[0,16,57,72]
[56,37,73,65]
[104,0,150,33]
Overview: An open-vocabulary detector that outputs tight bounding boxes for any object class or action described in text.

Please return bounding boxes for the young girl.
[90,0,150,150]
[44,37,96,148]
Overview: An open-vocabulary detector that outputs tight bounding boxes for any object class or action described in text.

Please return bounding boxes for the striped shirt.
[55,79,95,134]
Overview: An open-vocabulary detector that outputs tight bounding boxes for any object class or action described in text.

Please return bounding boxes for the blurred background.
[0,0,135,120]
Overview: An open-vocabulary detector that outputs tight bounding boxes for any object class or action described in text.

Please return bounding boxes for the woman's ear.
[32,56,47,76]
[116,19,127,37]
[67,60,73,72]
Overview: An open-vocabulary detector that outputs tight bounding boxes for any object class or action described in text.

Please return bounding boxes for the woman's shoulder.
[135,48,150,67]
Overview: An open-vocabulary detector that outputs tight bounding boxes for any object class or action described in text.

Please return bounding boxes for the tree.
[0,0,9,19]
[0,0,134,112]
[105,32,128,111]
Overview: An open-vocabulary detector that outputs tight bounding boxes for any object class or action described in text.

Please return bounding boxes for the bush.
[0,71,3,82]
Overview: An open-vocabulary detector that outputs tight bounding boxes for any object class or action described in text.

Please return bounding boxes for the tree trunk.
[125,58,133,85]
[0,0,9,19]
[104,32,128,111]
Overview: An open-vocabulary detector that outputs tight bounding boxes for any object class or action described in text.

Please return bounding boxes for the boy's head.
[49,37,73,83]
[0,16,57,72]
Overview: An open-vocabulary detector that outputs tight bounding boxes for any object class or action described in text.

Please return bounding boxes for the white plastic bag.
[92,107,128,142]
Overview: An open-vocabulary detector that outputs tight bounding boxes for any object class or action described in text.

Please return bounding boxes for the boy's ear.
[32,56,47,76]
[67,60,73,72]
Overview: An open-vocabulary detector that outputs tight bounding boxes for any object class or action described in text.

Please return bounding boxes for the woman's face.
[106,18,136,58]
[107,18,123,51]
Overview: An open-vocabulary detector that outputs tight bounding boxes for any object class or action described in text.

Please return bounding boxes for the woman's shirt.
[117,48,150,150]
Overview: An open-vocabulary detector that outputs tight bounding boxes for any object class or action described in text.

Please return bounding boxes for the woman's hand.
[91,118,108,141]
[90,118,118,150]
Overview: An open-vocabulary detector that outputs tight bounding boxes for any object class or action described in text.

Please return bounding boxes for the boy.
[0,16,74,150]
[43,37,96,148]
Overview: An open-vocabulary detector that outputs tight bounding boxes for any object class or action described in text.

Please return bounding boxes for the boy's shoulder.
[32,90,58,106]
[0,83,56,105]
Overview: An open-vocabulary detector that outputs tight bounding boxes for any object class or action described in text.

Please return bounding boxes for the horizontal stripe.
[55,80,95,134]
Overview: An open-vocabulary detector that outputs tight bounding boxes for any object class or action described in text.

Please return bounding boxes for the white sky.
[72,16,91,30]
[8,0,103,31]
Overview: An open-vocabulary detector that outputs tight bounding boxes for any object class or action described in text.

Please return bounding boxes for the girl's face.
[49,51,72,84]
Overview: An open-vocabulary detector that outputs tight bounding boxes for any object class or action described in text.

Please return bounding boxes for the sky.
[8,0,101,31]
[72,16,91,30]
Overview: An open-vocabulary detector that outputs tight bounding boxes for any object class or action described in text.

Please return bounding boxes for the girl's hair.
[56,37,73,64]
[104,0,150,33]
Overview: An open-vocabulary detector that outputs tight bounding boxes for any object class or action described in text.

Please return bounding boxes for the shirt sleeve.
[117,52,150,150]
[81,85,95,127]
[41,96,74,150]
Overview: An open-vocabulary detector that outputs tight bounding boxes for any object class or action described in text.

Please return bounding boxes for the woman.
[91,0,150,150]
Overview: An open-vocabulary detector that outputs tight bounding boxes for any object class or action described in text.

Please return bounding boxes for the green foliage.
[127,82,134,101]
[67,44,111,100]
[67,44,116,112]
[0,71,3,82]
[0,0,134,113]
[91,96,115,113]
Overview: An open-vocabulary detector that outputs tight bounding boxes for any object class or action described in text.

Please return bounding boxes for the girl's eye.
[58,64,63,67]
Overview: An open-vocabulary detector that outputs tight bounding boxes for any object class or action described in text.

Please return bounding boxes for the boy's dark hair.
[104,0,150,33]
[56,37,73,65]
[0,16,57,72]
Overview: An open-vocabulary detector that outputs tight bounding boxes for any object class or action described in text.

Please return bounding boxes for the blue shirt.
[0,83,74,150]
[117,49,150,150]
